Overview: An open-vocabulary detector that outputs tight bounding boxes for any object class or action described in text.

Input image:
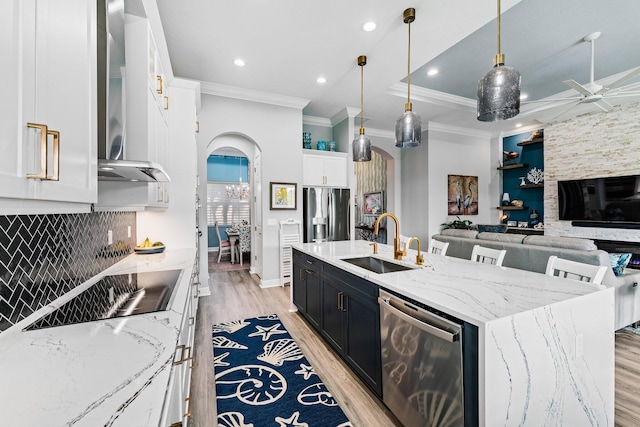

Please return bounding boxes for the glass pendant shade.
[477,0,521,122]
[477,63,521,121]
[396,8,421,148]
[352,55,371,162]
[352,130,371,162]
[395,106,422,147]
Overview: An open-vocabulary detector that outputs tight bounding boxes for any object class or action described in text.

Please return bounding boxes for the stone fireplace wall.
[544,100,640,242]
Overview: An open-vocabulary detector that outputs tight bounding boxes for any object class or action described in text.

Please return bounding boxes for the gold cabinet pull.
[184,396,192,417]
[195,121,200,133]
[157,75,163,94]
[164,95,169,110]
[27,123,48,179]
[47,130,60,181]
[173,344,192,365]
[26,123,60,181]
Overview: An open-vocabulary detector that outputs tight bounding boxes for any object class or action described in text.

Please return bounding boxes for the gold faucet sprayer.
[374,213,406,260]
[407,237,424,266]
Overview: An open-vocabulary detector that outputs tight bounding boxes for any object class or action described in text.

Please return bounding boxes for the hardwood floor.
[189,269,640,427]
[189,269,400,427]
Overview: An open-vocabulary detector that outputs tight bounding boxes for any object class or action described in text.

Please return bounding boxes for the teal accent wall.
[207,155,248,248]
[207,155,249,182]
[502,129,544,225]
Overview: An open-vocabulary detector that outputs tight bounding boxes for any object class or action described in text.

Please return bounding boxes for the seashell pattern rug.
[212,314,352,427]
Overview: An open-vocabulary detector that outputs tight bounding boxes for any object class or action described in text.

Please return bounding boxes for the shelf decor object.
[352,55,372,162]
[395,8,422,148]
[526,167,544,184]
[477,0,521,122]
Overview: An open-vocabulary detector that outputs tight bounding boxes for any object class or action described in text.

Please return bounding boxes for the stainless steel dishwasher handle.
[378,296,459,343]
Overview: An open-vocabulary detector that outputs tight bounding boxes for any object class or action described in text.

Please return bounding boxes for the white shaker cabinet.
[302,152,348,187]
[0,0,97,213]
[161,264,199,427]
[125,15,169,166]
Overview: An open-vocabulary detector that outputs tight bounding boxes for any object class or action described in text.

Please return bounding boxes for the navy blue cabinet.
[292,249,382,397]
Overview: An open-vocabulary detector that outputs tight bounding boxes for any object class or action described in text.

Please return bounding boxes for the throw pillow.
[609,253,632,276]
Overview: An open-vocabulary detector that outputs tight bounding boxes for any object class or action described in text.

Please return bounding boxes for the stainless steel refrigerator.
[303,188,350,243]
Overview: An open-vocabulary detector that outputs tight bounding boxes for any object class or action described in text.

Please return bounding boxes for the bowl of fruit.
[134,237,166,254]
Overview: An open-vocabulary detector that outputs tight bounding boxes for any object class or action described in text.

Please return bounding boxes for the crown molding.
[387,83,476,112]
[428,121,492,139]
[330,107,360,126]
[303,115,332,127]
[364,128,395,139]
[200,82,310,109]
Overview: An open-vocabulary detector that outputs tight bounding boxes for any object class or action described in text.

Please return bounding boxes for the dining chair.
[237,224,251,266]
[428,239,450,256]
[215,222,232,263]
[545,256,608,285]
[470,245,507,266]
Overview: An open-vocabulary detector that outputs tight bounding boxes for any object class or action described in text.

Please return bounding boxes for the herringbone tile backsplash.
[0,212,136,333]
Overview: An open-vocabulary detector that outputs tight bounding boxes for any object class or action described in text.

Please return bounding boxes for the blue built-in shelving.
[499,129,544,226]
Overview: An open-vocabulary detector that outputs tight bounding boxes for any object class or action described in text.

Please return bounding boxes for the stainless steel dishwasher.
[379,290,464,427]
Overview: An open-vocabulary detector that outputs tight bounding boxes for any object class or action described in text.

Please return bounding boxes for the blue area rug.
[213,314,352,427]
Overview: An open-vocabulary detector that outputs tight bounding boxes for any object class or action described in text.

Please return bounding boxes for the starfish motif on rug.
[275,411,308,427]
[248,323,288,341]
[294,363,316,380]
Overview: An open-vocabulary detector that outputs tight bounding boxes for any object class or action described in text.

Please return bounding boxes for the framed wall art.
[447,175,478,215]
[363,191,383,216]
[270,182,297,210]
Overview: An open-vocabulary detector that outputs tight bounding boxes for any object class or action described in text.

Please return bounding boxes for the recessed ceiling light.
[520,93,528,100]
[515,123,522,127]
[234,59,246,67]
[362,21,377,32]
[427,68,438,76]
[316,77,327,84]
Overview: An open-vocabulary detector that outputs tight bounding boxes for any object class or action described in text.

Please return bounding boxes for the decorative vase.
[519,176,526,186]
[529,209,540,226]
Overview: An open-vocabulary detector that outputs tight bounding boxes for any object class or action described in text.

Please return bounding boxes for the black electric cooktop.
[24,269,182,331]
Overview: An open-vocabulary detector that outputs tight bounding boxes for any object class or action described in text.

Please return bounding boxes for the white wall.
[137,81,199,250]
[426,122,496,240]
[196,94,304,287]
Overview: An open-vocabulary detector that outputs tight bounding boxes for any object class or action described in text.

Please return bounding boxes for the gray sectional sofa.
[432,229,640,330]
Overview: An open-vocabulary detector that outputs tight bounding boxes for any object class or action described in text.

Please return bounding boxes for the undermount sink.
[342,256,414,274]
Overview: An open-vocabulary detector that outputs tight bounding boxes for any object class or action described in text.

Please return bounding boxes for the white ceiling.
[155,0,640,137]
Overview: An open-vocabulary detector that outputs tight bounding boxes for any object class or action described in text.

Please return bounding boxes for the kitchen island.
[0,248,197,426]
[293,240,614,426]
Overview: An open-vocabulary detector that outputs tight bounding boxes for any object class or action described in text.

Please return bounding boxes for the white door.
[253,153,263,277]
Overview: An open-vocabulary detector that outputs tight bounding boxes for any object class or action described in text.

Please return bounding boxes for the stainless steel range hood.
[98,159,170,182]
[96,0,170,184]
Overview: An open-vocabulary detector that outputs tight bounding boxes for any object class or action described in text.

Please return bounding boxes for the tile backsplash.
[0,212,136,333]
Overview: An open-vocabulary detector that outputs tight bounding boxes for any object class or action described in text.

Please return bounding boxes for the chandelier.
[226,157,251,200]
[226,181,250,200]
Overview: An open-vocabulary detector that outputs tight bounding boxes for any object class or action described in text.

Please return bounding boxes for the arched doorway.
[206,133,262,277]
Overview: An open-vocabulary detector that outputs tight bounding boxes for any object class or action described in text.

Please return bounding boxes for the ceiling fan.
[526,31,640,119]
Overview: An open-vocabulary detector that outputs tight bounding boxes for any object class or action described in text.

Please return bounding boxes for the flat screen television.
[558,174,640,226]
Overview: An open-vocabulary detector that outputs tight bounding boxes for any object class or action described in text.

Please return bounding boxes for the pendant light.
[395,7,421,148]
[352,55,372,162]
[477,0,521,121]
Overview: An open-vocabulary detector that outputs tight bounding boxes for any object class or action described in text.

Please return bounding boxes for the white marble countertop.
[293,240,607,326]
[0,248,196,427]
